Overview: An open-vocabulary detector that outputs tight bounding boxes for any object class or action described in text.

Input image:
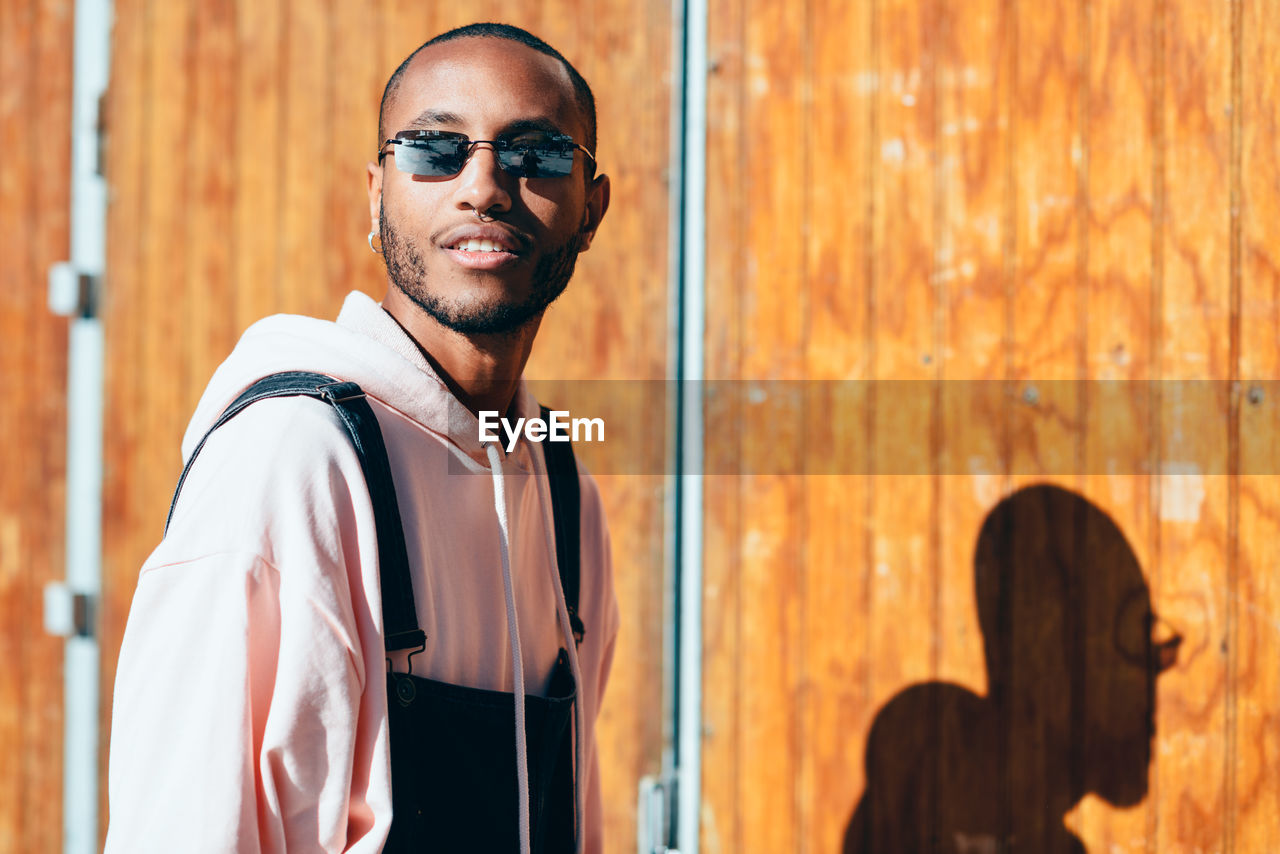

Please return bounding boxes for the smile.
[450,238,514,253]
[442,244,523,270]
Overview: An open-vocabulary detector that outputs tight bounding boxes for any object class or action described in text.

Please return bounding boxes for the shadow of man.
[843,484,1181,854]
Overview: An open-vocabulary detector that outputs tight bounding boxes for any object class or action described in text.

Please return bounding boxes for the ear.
[366,160,384,230]
[576,172,611,252]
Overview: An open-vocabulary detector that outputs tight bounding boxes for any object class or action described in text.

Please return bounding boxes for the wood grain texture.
[801,0,874,849]
[701,0,747,849]
[701,0,1271,850]
[9,0,1280,850]
[0,0,72,849]
[0,0,63,849]
[1075,0,1159,848]
[1153,0,1233,849]
[1234,0,1280,846]
[99,4,673,850]
[864,0,942,843]
[934,0,1012,851]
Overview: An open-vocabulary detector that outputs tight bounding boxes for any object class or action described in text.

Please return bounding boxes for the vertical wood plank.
[0,0,32,830]
[1078,0,1159,848]
[185,0,237,406]
[1234,0,1280,846]
[1009,0,1088,848]
[232,0,284,329]
[279,0,334,321]
[99,0,149,832]
[736,0,811,849]
[702,0,747,848]
[1008,0,1084,491]
[29,1,73,848]
[865,0,940,843]
[934,0,1008,702]
[936,0,1012,848]
[0,0,72,849]
[836,0,944,849]
[802,0,874,847]
[1155,0,1233,849]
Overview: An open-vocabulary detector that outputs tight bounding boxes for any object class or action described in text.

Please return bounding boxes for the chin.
[1092,749,1152,808]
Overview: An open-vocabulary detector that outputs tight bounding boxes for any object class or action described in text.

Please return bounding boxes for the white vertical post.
[57,1,112,851]
[675,0,707,851]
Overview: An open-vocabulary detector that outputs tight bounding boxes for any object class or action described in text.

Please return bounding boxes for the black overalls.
[170,372,584,853]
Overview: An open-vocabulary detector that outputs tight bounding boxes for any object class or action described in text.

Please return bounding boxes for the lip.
[437,223,531,271]
[438,223,531,253]
[444,246,523,270]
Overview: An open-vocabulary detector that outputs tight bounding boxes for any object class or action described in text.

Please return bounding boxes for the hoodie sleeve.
[105,397,391,854]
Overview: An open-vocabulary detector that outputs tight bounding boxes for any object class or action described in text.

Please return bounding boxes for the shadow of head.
[974,484,1181,808]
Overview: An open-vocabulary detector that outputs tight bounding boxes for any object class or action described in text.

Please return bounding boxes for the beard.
[380,212,579,336]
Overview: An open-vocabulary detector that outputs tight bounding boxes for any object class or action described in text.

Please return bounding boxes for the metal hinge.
[43,583,96,638]
[637,773,681,854]
[48,262,101,319]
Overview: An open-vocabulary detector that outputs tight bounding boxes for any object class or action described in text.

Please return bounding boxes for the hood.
[181,290,539,467]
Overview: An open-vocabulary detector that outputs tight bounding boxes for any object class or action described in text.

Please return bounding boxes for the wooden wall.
[0,0,72,851]
[6,0,1280,851]
[701,0,1280,852]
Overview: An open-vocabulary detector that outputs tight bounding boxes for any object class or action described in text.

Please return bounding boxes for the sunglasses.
[378,129,596,179]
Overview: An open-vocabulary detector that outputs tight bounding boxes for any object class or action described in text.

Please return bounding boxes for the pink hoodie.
[105,291,619,853]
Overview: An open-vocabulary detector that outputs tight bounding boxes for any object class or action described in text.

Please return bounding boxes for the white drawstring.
[484,442,531,854]
[530,444,588,854]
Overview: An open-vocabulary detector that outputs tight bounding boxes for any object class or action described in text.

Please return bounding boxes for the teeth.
[455,238,506,252]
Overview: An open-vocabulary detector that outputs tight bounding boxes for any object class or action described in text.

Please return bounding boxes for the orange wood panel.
[185,0,237,402]
[934,0,1013,849]
[1153,0,1234,849]
[26,3,72,847]
[1003,0,1085,834]
[732,0,812,848]
[278,0,335,322]
[1008,0,1089,849]
[0,0,72,849]
[1235,0,1280,846]
[801,0,875,848]
[230,0,284,329]
[98,0,146,835]
[1075,0,1159,848]
[868,0,941,845]
[704,0,813,851]
[1007,0,1085,481]
[933,0,1009,694]
[702,0,747,849]
[326,0,381,317]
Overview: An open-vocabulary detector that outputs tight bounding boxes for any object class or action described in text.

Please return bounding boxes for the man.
[106,23,618,854]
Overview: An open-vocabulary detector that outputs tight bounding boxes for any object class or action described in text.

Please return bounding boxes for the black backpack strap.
[539,405,584,646]
[165,371,426,655]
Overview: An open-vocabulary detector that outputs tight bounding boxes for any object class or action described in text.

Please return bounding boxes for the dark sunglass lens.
[498,138,576,178]
[395,138,466,176]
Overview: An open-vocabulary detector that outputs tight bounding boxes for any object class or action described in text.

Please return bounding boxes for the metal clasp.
[317,380,366,404]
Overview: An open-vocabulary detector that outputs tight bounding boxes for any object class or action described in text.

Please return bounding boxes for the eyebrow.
[403,110,464,130]
[400,110,567,137]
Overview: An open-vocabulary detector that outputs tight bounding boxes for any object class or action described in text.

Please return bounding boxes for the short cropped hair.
[377,23,598,156]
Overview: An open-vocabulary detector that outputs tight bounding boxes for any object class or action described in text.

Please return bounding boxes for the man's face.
[368,38,608,336]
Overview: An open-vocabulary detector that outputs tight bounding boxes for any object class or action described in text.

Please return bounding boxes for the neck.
[382,288,540,418]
